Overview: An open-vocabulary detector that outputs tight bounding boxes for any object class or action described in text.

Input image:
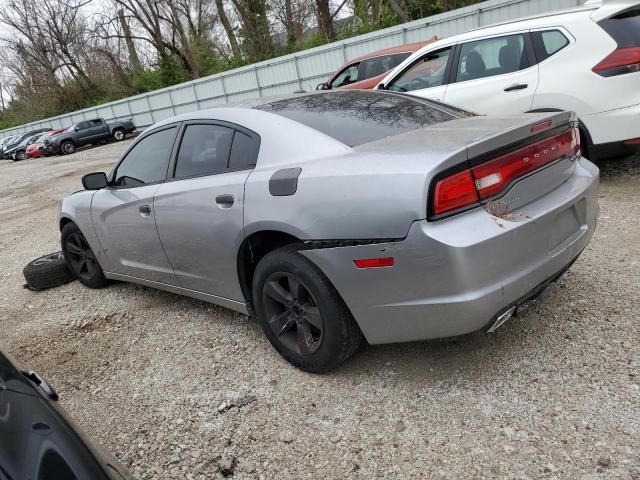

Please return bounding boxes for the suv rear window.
[255,91,459,147]
[599,7,640,48]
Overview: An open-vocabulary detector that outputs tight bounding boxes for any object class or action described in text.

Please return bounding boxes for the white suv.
[379,0,640,160]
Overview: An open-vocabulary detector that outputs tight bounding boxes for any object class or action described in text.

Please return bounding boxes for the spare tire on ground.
[23,252,75,291]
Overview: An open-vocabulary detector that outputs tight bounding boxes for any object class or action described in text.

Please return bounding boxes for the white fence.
[0,0,583,136]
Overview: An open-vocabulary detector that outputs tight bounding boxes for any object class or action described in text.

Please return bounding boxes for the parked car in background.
[0,135,19,156]
[317,38,436,91]
[379,0,640,160]
[59,90,597,373]
[1,128,52,160]
[26,128,67,159]
[0,349,134,479]
[4,133,42,161]
[46,118,135,155]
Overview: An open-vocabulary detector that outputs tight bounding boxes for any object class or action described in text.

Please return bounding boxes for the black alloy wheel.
[61,222,108,288]
[61,141,75,155]
[252,246,363,373]
[65,232,99,283]
[262,272,323,356]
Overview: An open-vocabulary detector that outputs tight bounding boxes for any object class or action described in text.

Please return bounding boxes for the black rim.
[262,272,323,356]
[65,232,98,281]
[33,252,63,266]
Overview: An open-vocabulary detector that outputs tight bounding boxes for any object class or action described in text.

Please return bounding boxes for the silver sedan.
[59,90,599,372]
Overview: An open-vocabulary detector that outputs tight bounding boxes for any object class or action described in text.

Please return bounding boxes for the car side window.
[174,124,234,179]
[456,34,527,82]
[531,30,569,63]
[114,127,177,187]
[76,121,90,130]
[89,120,102,127]
[331,63,359,88]
[361,55,396,79]
[387,47,451,92]
[228,130,258,170]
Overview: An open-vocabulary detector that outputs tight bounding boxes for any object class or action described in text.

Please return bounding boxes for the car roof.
[343,38,436,65]
[408,3,598,55]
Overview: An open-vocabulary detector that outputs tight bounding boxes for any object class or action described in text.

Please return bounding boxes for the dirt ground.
[0,141,639,480]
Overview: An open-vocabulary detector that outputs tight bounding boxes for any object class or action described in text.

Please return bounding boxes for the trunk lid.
[355,110,579,219]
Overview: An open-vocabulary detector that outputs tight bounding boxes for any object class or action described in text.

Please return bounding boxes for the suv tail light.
[593,47,640,77]
[431,127,580,218]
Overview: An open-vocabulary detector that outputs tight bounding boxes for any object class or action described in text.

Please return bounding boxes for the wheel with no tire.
[61,222,109,288]
[23,252,75,291]
[113,129,125,141]
[15,150,26,161]
[60,141,76,155]
[252,246,363,373]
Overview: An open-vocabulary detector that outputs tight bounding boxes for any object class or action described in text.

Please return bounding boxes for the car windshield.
[254,91,459,147]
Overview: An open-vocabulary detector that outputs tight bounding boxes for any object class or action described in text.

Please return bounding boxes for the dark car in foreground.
[46,118,135,155]
[0,350,134,479]
[59,90,598,373]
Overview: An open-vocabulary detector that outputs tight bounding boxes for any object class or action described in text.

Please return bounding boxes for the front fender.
[58,190,112,271]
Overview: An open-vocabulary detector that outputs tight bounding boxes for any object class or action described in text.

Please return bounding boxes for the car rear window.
[599,7,640,47]
[254,91,459,147]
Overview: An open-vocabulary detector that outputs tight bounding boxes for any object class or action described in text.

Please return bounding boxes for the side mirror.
[316,82,330,91]
[377,83,387,90]
[74,127,80,132]
[82,172,108,190]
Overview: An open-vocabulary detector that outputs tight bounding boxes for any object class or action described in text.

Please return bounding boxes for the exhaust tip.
[487,306,516,333]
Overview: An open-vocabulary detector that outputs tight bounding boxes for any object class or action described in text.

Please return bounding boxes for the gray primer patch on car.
[269,168,302,196]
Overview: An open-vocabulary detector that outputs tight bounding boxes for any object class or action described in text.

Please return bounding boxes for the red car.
[26,128,66,158]
[317,38,437,91]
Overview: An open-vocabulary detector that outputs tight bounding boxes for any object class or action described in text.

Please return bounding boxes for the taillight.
[592,47,640,77]
[433,170,479,216]
[430,127,580,219]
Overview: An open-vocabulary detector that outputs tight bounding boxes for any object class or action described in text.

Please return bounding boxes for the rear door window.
[531,30,569,62]
[361,55,398,79]
[174,124,234,179]
[228,131,259,170]
[456,34,528,82]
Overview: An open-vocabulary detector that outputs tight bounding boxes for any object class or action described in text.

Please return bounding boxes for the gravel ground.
[0,142,639,480]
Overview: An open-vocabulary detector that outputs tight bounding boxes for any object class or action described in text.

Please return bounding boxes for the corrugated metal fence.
[0,0,583,136]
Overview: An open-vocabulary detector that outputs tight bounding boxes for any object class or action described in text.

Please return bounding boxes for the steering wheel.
[408,78,430,91]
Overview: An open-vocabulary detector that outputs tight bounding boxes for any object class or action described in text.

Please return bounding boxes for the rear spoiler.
[586,0,640,21]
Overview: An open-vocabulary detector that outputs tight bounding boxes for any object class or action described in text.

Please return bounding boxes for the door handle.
[138,205,151,217]
[215,194,234,208]
[504,83,528,92]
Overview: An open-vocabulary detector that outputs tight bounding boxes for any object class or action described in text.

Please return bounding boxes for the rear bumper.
[302,158,599,345]
[582,103,640,148]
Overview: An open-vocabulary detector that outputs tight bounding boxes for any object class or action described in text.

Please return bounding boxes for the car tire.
[60,141,76,155]
[14,150,26,161]
[252,246,363,373]
[61,222,109,289]
[23,252,75,291]
[113,129,125,141]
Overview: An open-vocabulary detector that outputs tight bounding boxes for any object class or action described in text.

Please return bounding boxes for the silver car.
[59,90,599,372]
